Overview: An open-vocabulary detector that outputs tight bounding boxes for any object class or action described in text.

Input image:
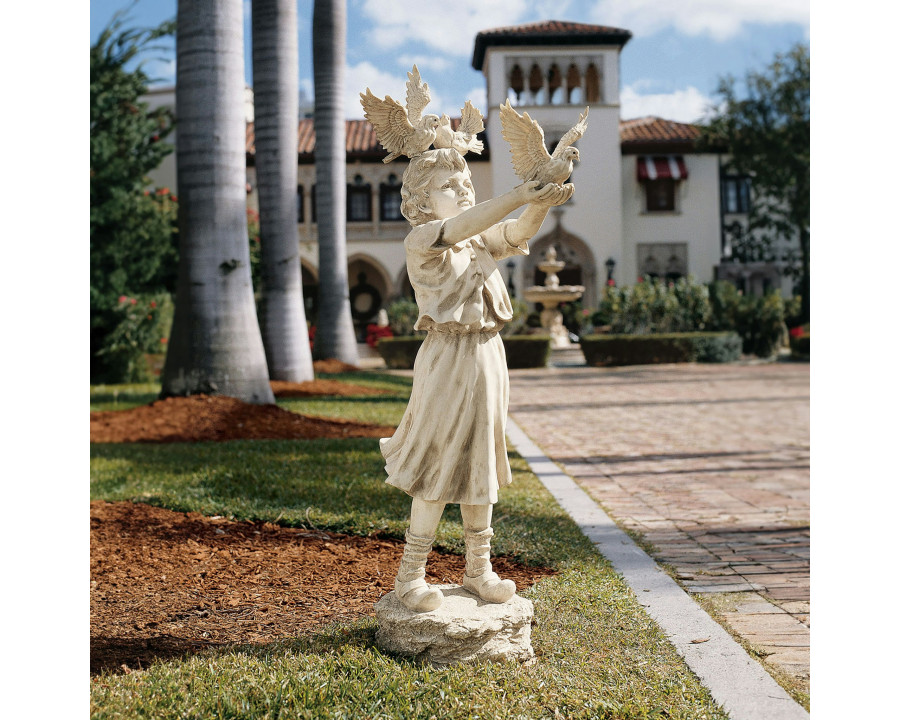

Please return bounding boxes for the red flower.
[789,326,805,338]
[130,298,138,305]
[170,195,177,202]
[149,301,157,308]
[637,276,644,284]
[160,337,168,344]
[607,279,615,287]
[118,295,128,304]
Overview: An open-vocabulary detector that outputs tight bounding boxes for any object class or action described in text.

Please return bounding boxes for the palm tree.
[252,0,315,381]
[161,0,275,404]
[311,0,359,363]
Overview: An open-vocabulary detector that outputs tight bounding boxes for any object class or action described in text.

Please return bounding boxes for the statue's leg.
[460,503,516,603]
[395,498,445,612]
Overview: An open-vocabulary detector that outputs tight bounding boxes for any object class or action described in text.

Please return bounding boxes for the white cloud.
[361,0,529,56]
[591,0,809,41]
[620,84,716,123]
[396,55,452,74]
[344,61,446,119]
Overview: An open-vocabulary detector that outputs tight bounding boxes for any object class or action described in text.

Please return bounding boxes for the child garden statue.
[361,69,586,614]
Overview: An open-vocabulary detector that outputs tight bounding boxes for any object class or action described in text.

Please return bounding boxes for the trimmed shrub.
[580,332,742,366]
[385,298,423,337]
[708,282,789,357]
[502,335,552,368]
[790,333,810,360]
[376,334,552,370]
[375,336,424,369]
[592,277,711,335]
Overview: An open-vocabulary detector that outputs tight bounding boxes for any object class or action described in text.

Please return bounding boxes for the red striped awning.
[636,155,688,181]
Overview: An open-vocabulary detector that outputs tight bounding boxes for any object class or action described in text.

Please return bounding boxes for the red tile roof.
[619,116,701,153]
[245,115,703,161]
[247,117,489,162]
[472,21,632,70]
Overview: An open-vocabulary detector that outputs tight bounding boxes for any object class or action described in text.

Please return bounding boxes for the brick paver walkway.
[507,361,810,695]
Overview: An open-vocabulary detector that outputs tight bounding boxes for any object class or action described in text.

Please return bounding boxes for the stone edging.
[505,417,809,720]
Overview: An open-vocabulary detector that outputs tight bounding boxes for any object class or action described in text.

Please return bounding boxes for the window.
[347,174,371,222]
[645,179,676,212]
[296,185,304,223]
[637,243,687,282]
[380,174,403,221]
[722,176,751,213]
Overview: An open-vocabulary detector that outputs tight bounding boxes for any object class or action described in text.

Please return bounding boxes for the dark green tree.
[90,11,178,381]
[701,43,810,321]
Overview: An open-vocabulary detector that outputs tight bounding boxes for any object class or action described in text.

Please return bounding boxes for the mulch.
[91,371,556,676]
[90,501,556,676]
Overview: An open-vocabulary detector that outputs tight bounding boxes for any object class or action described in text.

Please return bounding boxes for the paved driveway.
[507,361,810,694]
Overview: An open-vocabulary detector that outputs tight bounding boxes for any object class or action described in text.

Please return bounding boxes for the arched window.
[548,64,563,105]
[509,64,524,103]
[380,173,403,221]
[566,64,581,104]
[585,63,601,104]
[528,63,545,104]
[347,174,371,222]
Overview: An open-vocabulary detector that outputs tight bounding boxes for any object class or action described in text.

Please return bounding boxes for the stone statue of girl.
[380,147,573,612]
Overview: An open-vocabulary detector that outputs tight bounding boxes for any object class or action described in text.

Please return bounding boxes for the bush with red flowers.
[366,324,394,348]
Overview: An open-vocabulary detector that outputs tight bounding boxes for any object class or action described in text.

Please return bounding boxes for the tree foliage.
[90,11,178,381]
[700,43,810,320]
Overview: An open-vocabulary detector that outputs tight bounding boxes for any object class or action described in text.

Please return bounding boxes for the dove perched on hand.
[433,100,485,156]
[500,100,589,187]
[359,65,440,163]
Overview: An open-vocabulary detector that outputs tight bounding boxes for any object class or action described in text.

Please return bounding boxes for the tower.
[472,21,631,308]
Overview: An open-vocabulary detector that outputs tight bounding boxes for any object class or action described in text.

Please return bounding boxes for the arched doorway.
[526,211,597,310]
[347,255,393,341]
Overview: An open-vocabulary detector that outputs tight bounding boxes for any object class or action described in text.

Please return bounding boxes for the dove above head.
[359,88,440,164]
[499,100,589,187]
[432,100,486,156]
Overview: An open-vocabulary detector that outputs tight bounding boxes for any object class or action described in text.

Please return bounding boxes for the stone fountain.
[523,245,585,348]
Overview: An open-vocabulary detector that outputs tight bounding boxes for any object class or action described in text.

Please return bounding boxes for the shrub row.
[376,335,553,370]
[580,332,743,366]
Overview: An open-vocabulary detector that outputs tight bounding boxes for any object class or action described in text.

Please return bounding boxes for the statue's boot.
[462,527,516,603]
[394,530,443,612]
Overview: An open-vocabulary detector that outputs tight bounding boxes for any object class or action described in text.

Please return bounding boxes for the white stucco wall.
[620,154,722,285]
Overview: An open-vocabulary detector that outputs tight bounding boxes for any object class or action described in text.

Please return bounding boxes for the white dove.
[499,100,589,187]
[433,100,485,156]
[359,65,440,163]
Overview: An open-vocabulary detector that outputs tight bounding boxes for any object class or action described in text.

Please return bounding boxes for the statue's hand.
[532,182,574,207]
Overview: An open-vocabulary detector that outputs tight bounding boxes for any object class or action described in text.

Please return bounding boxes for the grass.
[90,377,730,719]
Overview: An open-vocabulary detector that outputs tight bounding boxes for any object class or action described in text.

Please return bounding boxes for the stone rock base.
[374,584,534,665]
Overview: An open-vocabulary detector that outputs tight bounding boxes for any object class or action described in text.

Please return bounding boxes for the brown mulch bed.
[91,501,556,675]
[313,359,361,374]
[270,379,389,398]
[90,394,396,444]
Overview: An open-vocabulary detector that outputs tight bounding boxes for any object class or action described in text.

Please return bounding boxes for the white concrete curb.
[506,417,809,720]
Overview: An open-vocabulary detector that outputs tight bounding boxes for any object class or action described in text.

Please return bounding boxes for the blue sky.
[90,0,809,124]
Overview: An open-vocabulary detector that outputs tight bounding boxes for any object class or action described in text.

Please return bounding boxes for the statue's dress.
[380,219,528,505]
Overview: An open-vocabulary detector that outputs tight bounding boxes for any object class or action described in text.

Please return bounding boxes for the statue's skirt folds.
[380,329,512,506]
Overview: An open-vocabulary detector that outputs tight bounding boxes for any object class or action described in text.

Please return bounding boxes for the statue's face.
[424,168,475,219]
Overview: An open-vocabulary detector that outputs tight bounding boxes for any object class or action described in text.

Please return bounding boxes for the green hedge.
[376,335,552,370]
[375,336,425,369]
[790,333,810,360]
[502,335,552,368]
[580,332,743,366]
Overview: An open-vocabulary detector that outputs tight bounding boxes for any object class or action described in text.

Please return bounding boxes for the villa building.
[147,21,790,339]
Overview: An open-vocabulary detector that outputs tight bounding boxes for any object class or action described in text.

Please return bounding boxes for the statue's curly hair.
[401,148,471,226]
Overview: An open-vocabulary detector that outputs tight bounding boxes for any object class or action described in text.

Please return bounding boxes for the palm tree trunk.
[311,0,359,363]
[252,0,315,381]
[161,0,275,404]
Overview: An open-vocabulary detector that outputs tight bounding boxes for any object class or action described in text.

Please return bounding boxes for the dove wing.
[458,100,485,136]
[360,89,416,156]
[405,65,431,126]
[551,106,589,159]
[500,99,551,182]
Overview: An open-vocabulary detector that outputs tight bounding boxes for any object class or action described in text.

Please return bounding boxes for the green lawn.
[90,377,728,719]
